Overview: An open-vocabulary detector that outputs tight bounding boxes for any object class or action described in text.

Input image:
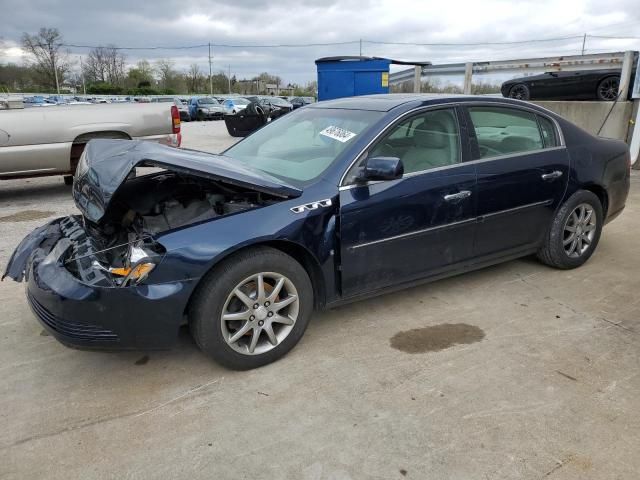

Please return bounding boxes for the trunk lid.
[73,139,302,223]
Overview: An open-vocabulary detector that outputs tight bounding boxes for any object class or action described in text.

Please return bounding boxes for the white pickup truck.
[0,101,181,184]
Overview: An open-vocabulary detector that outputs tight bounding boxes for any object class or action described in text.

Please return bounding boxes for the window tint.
[369,108,461,175]
[468,107,544,158]
[537,115,559,147]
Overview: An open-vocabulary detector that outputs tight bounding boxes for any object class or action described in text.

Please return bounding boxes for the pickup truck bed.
[0,103,180,180]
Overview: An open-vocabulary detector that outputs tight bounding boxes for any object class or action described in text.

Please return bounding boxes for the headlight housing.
[92,241,163,287]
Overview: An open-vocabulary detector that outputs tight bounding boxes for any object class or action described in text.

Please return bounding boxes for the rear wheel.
[537,190,603,269]
[190,247,313,370]
[509,83,530,100]
[597,76,620,101]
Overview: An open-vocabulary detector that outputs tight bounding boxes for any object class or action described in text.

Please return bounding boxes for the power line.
[58,34,640,52]
[61,40,360,50]
[589,34,640,40]
[363,35,586,47]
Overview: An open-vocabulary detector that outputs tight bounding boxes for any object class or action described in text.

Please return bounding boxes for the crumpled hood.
[73,139,302,224]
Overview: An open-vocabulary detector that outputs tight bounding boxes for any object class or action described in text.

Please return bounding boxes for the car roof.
[309,94,551,112]
[308,94,477,111]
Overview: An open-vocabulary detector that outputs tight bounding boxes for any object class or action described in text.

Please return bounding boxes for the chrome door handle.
[541,170,563,181]
[444,190,472,202]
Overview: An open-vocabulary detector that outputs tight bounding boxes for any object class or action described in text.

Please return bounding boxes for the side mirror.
[358,156,404,182]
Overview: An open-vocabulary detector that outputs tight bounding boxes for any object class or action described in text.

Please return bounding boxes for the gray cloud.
[1,0,639,84]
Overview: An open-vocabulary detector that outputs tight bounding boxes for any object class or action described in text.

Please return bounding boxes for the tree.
[21,27,71,93]
[127,60,155,89]
[155,58,175,90]
[83,45,126,86]
[187,63,203,93]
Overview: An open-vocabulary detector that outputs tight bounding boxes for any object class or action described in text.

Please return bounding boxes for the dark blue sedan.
[4,94,631,369]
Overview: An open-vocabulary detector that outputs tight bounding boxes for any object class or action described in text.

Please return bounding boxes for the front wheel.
[537,190,603,269]
[509,83,530,100]
[190,247,313,370]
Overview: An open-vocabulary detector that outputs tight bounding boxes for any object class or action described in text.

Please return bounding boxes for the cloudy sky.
[1,0,639,85]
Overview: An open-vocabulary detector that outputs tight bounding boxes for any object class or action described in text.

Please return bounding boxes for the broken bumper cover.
[4,217,195,350]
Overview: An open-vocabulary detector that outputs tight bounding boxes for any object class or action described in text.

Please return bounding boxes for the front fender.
[149,196,339,303]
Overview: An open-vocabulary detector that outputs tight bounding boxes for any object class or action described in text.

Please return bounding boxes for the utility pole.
[359,39,362,57]
[53,52,60,94]
[581,34,587,56]
[228,64,231,94]
[208,42,213,95]
[79,55,86,95]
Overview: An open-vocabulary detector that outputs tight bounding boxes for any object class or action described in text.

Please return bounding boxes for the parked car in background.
[5,94,630,370]
[0,102,181,184]
[223,97,251,114]
[150,97,190,122]
[290,97,315,109]
[501,69,633,101]
[189,96,225,121]
[175,99,190,122]
[267,96,294,115]
[243,96,279,118]
[23,96,56,107]
[242,96,292,120]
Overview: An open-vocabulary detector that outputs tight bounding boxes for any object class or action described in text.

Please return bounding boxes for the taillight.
[171,105,181,134]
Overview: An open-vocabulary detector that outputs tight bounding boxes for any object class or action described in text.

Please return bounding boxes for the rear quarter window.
[537,115,560,147]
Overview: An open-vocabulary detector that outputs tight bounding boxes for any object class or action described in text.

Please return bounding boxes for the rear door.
[465,105,569,258]
[339,107,477,297]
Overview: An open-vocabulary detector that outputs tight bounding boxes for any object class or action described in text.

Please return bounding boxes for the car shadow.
[0,177,71,203]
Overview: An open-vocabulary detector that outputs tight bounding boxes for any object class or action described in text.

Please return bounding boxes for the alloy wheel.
[509,85,528,100]
[221,272,299,355]
[598,77,619,100]
[563,203,597,258]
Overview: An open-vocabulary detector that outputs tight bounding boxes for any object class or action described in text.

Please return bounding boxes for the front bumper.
[7,217,195,350]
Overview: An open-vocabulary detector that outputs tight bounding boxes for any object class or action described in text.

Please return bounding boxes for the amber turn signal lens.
[110,263,155,279]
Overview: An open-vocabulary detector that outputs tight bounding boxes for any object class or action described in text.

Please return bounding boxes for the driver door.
[339,107,477,297]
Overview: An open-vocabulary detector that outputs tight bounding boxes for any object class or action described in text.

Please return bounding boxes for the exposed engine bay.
[64,170,280,287]
[106,170,278,235]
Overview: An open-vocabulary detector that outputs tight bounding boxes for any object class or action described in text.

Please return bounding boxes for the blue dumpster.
[315,56,391,101]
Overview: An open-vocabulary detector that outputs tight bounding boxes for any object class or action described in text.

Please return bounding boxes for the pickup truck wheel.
[190,247,313,370]
[63,175,73,186]
[537,190,603,269]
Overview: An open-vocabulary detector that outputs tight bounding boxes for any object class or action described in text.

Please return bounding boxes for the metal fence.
[390,51,639,99]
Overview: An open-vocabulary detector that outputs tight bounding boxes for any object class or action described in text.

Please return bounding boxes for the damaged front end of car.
[3,138,302,349]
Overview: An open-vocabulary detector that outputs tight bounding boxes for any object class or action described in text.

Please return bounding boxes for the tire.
[596,76,620,101]
[537,190,603,269]
[197,110,205,121]
[190,247,313,370]
[63,175,73,186]
[509,83,530,100]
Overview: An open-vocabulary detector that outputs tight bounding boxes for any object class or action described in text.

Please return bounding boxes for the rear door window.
[468,106,544,158]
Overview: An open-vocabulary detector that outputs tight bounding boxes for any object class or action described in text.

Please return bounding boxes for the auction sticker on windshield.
[319,125,357,143]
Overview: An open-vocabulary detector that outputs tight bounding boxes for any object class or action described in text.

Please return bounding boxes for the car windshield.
[199,97,218,104]
[224,107,383,184]
[232,98,250,105]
